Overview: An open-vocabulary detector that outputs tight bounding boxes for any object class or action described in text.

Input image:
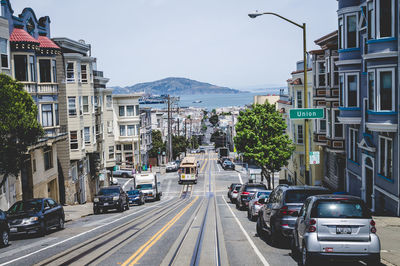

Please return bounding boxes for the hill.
[112,77,241,95]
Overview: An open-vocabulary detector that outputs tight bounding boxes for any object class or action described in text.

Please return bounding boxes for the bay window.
[29,56,35,82]
[368,71,375,110]
[377,69,394,111]
[378,0,394,38]
[41,104,53,127]
[326,109,332,138]
[349,128,358,162]
[339,74,344,106]
[332,57,339,86]
[346,14,358,48]
[109,146,114,159]
[52,60,57,82]
[333,110,343,138]
[317,61,325,87]
[379,136,392,179]
[55,103,59,126]
[39,59,51,83]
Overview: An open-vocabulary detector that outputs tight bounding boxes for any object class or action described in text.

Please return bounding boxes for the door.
[362,155,374,211]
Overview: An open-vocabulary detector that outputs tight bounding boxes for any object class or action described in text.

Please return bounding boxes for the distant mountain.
[112,77,242,95]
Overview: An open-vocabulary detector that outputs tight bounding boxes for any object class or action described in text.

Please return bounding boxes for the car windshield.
[257,191,271,198]
[137,184,153,190]
[311,200,371,219]
[285,189,329,203]
[234,185,241,191]
[8,199,42,214]
[224,161,232,165]
[127,190,140,195]
[99,188,120,195]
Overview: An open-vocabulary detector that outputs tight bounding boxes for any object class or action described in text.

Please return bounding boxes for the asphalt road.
[0,150,381,266]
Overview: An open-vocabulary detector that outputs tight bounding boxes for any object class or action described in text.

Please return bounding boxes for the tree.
[234,103,294,189]
[211,129,227,148]
[0,74,44,189]
[209,114,219,126]
[172,135,188,159]
[189,136,199,149]
[148,130,165,158]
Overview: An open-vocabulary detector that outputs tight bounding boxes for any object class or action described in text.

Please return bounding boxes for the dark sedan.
[7,198,65,237]
[0,209,9,246]
[127,190,145,205]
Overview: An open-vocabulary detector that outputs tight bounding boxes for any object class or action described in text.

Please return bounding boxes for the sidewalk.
[63,202,93,222]
[374,216,400,266]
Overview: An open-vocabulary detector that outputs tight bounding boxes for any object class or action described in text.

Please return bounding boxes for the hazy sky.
[10,0,338,89]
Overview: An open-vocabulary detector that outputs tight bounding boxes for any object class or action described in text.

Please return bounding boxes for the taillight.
[279,206,297,216]
[309,219,316,225]
[370,220,377,233]
[233,191,238,194]
[308,219,317,232]
[255,201,262,205]
[370,220,376,226]
[241,192,250,195]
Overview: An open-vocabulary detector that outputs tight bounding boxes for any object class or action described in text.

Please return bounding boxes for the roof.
[9,28,39,44]
[181,156,197,165]
[38,35,60,49]
[310,194,362,200]
[291,68,312,75]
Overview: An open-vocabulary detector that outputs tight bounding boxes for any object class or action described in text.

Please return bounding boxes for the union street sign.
[289,108,324,119]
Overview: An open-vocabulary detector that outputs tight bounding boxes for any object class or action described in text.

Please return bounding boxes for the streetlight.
[248,11,311,185]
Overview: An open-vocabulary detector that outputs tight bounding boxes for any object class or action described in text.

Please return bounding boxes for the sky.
[10,0,338,89]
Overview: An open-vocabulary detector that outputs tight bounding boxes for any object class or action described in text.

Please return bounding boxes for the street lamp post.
[248,12,311,185]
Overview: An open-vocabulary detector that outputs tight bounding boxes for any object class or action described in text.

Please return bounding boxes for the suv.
[93,186,129,214]
[256,185,330,245]
[236,183,268,210]
[292,195,380,266]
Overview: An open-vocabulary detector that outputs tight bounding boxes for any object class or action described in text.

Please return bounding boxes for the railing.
[23,83,37,93]
[38,84,58,94]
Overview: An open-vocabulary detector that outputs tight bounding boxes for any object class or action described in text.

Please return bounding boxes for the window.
[123,144,132,151]
[326,109,332,138]
[317,61,326,87]
[41,104,53,127]
[339,17,344,49]
[319,119,326,132]
[346,14,358,48]
[135,105,139,116]
[66,62,74,82]
[378,0,394,38]
[349,128,358,162]
[379,136,392,179]
[29,56,35,82]
[297,125,304,144]
[39,59,51,83]
[368,71,375,110]
[297,91,302,108]
[14,55,28,81]
[368,1,375,39]
[55,103,59,126]
[377,69,394,111]
[360,5,367,29]
[0,38,8,68]
[332,57,339,86]
[346,73,358,107]
[83,96,89,113]
[333,110,343,138]
[107,121,113,133]
[339,74,344,106]
[120,125,126,136]
[81,64,88,83]
[84,127,90,144]
[70,131,78,150]
[127,125,134,136]
[94,96,98,111]
[52,60,57,83]
[31,153,36,173]
[68,97,77,116]
[79,96,83,115]
[109,146,114,159]
[119,106,125,117]
[44,147,53,170]
[126,106,134,116]
[106,95,112,108]
[116,144,121,151]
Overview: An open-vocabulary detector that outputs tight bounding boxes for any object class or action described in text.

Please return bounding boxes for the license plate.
[10,227,17,233]
[336,226,351,234]
[103,202,109,206]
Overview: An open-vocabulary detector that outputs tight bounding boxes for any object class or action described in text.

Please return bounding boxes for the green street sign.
[289,108,324,119]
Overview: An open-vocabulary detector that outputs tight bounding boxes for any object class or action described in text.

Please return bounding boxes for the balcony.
[23,83,37,93]
[38,84,58,94]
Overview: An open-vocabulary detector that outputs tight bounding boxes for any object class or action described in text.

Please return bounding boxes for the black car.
[93,186,129,214]
[0,209,9,246]
[127,190,145,205]
[7,198,65,237]
[236,183,268,210]
[257,185,330,245]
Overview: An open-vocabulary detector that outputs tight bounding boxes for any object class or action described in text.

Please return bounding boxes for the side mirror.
[258,198,265,204]
[291,211,299,217]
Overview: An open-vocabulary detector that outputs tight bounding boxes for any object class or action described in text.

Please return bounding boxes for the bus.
[178,156,198,184]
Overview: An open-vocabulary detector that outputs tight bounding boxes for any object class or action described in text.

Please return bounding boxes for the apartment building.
[140,108,153,167]
[337,0,399,216]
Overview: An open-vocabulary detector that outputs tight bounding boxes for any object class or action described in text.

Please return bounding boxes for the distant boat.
[193,100,202,103]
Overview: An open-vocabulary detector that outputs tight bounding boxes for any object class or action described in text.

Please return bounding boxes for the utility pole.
[167,95,173,162]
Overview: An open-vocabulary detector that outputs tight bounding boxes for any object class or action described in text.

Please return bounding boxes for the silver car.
[230,184,242,203]
[247,190,271,221]
[292,195,380,266]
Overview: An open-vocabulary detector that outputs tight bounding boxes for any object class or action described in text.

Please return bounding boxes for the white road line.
[0,198,174,266]
[122,178,133,190]
[221,196,270,266]
[217,163,221,172]
[237,173,243,184]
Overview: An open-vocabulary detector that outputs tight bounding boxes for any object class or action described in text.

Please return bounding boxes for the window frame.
[376,68,395,111]
[43,147,53,171]
[120,125,126,136]
[41,104,54,128]
[339,74,344,107]
[376,0,395,39]
[316,60,326,87]
[82,96,89,114]
[81,64,88,83]
[297,124,304,144]
[106,95,112,108]
[378,135,393,179]
[14,54,28,81]
[109,146,114,159]
[119,106,125,117]
[39,59,51,83]
[368,70,376,110]
[349,128,358,162]
[345,73,359,107]
[0,38,9,69]
[70,131,78,150]
[345,13,359,49]
[367,0,376,39]
[84,127,90,144]
[338,17,344,49]
[332,109,344,139]
[66,62,75,83]
[68,97,77,116]
[296,90,303,108]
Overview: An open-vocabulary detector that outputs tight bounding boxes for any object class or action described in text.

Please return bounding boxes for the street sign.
[289,108,324,119]
[309,151,320,165]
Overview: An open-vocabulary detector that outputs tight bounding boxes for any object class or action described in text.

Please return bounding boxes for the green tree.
[0,74,44,189]
[234,103,294,189]
[172,135,188,159]
[209,114,219,126]
[211,129,227,148]
[149,130,165,158]
[189,136,199,149]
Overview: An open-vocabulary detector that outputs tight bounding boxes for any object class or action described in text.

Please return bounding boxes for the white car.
[166,162,178,172]
[230,184,242,203]
[247,190,271,221]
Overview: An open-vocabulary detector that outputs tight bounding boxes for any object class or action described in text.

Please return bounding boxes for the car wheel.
[0,230,9,247]
[39,221,46,237]
[125,202,130,210]
[270,225,280,247]
[247,209,251,219]
[290,236,300,259]
[367,254,381,266]
[57,216,65,230]
[122,173,128,178]
[301,244,315,266]
[119,203,124,212]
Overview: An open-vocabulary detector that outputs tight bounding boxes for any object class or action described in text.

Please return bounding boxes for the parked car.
[227,183,240,200]
[199,147,206,153]
[0,209,10,247]
[93,186,129,214]
[247,190,271,221]
[218,157,230,165]
[236,183,268,210]
[166,162,178,172]
[230,184,242,203]
[256,185,330,245]
[112,167,134,178]
[126,190,145,205]
[7,198,65,237]
[292,195,380,266]
[222,160,235,170]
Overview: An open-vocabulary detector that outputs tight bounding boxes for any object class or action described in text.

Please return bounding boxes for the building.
[310,31,346,191]
[1,1,70,206]
[140,107,153,167]
[113,94,142,169]
[253,94,280,107]
[336,0,399,216]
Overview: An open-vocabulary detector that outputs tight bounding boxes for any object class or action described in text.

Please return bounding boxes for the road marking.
[199,158,208,173]
[221,196,270,266]
[122,178,133,190]
[122,197,199,266]
[237,173,243,184]
[216,163,222,172]
[0,198,174,266]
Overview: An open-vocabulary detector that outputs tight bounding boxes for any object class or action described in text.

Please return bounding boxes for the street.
[0,150,385,266]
